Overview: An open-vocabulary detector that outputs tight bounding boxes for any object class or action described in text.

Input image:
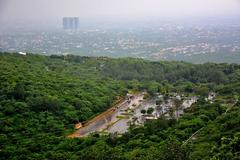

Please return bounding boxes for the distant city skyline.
[0,0,240,24]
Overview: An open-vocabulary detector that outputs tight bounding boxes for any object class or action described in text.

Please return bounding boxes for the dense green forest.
[0,53,239,159]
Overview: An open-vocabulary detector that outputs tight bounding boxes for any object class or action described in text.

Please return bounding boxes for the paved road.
[70,93,144,137]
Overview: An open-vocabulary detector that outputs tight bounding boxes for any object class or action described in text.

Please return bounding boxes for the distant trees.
[100,58,235,85]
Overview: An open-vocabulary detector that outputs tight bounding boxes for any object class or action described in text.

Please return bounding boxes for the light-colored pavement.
[69,93,145,137]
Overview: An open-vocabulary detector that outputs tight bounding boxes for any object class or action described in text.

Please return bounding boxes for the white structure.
[18,52,26,56]
[182,97,198,109]
[207,92,216,101]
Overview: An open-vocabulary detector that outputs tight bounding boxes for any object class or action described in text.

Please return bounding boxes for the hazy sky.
[1,0,240,23]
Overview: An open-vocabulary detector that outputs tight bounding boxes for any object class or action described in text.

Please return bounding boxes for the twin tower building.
[62,17,79,30]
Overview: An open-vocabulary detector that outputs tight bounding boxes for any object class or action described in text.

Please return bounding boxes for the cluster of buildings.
[0,24,239,63]
[151,43,240,59]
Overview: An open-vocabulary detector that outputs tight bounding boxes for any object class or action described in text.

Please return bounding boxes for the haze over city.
[0,0,240,63]
[1,0,240,24]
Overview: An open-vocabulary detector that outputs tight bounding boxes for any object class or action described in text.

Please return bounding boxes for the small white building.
[207,92,216,101]
[18,52,27,56]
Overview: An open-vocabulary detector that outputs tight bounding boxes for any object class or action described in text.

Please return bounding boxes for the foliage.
[0,53,240,159]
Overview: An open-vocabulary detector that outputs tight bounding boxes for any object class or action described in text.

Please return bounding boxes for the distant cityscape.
[0,22,240,63]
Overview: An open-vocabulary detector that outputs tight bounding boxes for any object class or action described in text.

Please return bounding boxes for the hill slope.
[0,53,239,159]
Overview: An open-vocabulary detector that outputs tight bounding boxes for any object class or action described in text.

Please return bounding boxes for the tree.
[156,105,163,115]
[141,109,146,114]
[147,107,154,114]
[169,107,175,119]
[29,96,62,114]
[160,139,190,160]
[174,98,183,119]
[13,83,25,100]
[156,99,162,105]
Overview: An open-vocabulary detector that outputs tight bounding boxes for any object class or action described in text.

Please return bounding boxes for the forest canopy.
[0,52,239,159]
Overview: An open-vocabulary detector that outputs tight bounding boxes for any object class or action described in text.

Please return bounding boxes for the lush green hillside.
[0,53,239,159]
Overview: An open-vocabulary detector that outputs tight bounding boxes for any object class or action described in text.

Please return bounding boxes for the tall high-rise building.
[63,17,79,30]
[63,17,68,30]
[73,17,79,29]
